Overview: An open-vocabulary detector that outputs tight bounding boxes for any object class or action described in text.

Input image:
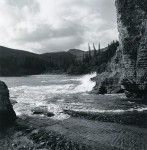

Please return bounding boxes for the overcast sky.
[0,0,118,53]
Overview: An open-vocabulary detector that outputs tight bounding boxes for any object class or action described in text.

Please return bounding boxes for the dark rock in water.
[32,106,48,115]
[46,112,55,117]
[0,81,16,126]
[32,106,54,117]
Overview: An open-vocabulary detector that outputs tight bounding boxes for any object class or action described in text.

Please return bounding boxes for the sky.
[0,0,118,53]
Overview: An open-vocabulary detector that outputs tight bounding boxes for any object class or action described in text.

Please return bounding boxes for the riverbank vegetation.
[67,41,119,75]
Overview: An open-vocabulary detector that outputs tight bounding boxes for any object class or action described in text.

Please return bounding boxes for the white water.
[7,73,96,119]
[74,73,96,93]
[0,73,147,120]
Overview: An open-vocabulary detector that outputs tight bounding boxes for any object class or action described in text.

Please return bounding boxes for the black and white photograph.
[0,0,147,149]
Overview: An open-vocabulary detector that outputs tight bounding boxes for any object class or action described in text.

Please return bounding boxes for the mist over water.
[0,73,147,121]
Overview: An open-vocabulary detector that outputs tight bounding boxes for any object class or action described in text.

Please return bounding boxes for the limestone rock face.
[115,0,147,99]
[0,81,16,126]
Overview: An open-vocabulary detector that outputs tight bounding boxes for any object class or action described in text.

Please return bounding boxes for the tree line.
[0,41,119,76]
[67,41,119,75]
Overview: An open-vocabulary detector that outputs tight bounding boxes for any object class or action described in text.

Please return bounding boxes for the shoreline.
[1,91,147,149]
[1,114,147,150]
[63,108,147,128]
[0,75,147,149]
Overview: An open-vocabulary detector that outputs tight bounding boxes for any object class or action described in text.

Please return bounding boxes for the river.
[0,74,147,149]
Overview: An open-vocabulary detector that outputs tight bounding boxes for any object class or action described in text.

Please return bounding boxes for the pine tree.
[82,52,85,62]
[93,43,97,57]
[98,42,101,54]
[88,43,92,60]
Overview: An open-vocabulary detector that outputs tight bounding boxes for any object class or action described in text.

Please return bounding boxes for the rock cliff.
[115,0,147,99]
[0,81,16,126]
[94,0,147,99]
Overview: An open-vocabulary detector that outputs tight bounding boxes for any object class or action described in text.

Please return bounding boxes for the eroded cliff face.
[93,0,147,99]
[116,0,147,77]
[115,0,147,99]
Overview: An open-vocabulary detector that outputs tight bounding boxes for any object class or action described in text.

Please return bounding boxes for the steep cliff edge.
[0,81,16,126]
[93,0,147,99]
[116,0,147,99]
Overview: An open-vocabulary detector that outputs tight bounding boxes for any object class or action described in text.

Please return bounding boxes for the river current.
[0,73,147,120]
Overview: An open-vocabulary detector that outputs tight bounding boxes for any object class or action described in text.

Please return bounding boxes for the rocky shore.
[1,114,147,150]
[0,79,147,150]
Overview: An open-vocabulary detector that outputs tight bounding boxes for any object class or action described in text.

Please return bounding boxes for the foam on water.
[7,73,147,120]
[70,106,147,114]
[9,73,96,119]
[74,72,96,93]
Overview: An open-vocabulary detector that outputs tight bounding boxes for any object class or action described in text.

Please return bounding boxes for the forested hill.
[68,49,84,61]
[0,46,77,76]
[0,41,119,76]
[40,51,76,73]
[67,41,119,75]
[0,46,48,76]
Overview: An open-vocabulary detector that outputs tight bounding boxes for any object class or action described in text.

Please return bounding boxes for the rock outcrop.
[93,0,147,99]
[32,106,54,117]
[115,0,147,99]
[93,47,124,94]
[0,81,16,126]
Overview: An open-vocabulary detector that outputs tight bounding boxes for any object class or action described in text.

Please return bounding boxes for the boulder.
[32,106,54,117]
[0,81,16,126]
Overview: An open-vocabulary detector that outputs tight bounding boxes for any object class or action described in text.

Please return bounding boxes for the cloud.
[0,0,118,53]
[6,0,40,12]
